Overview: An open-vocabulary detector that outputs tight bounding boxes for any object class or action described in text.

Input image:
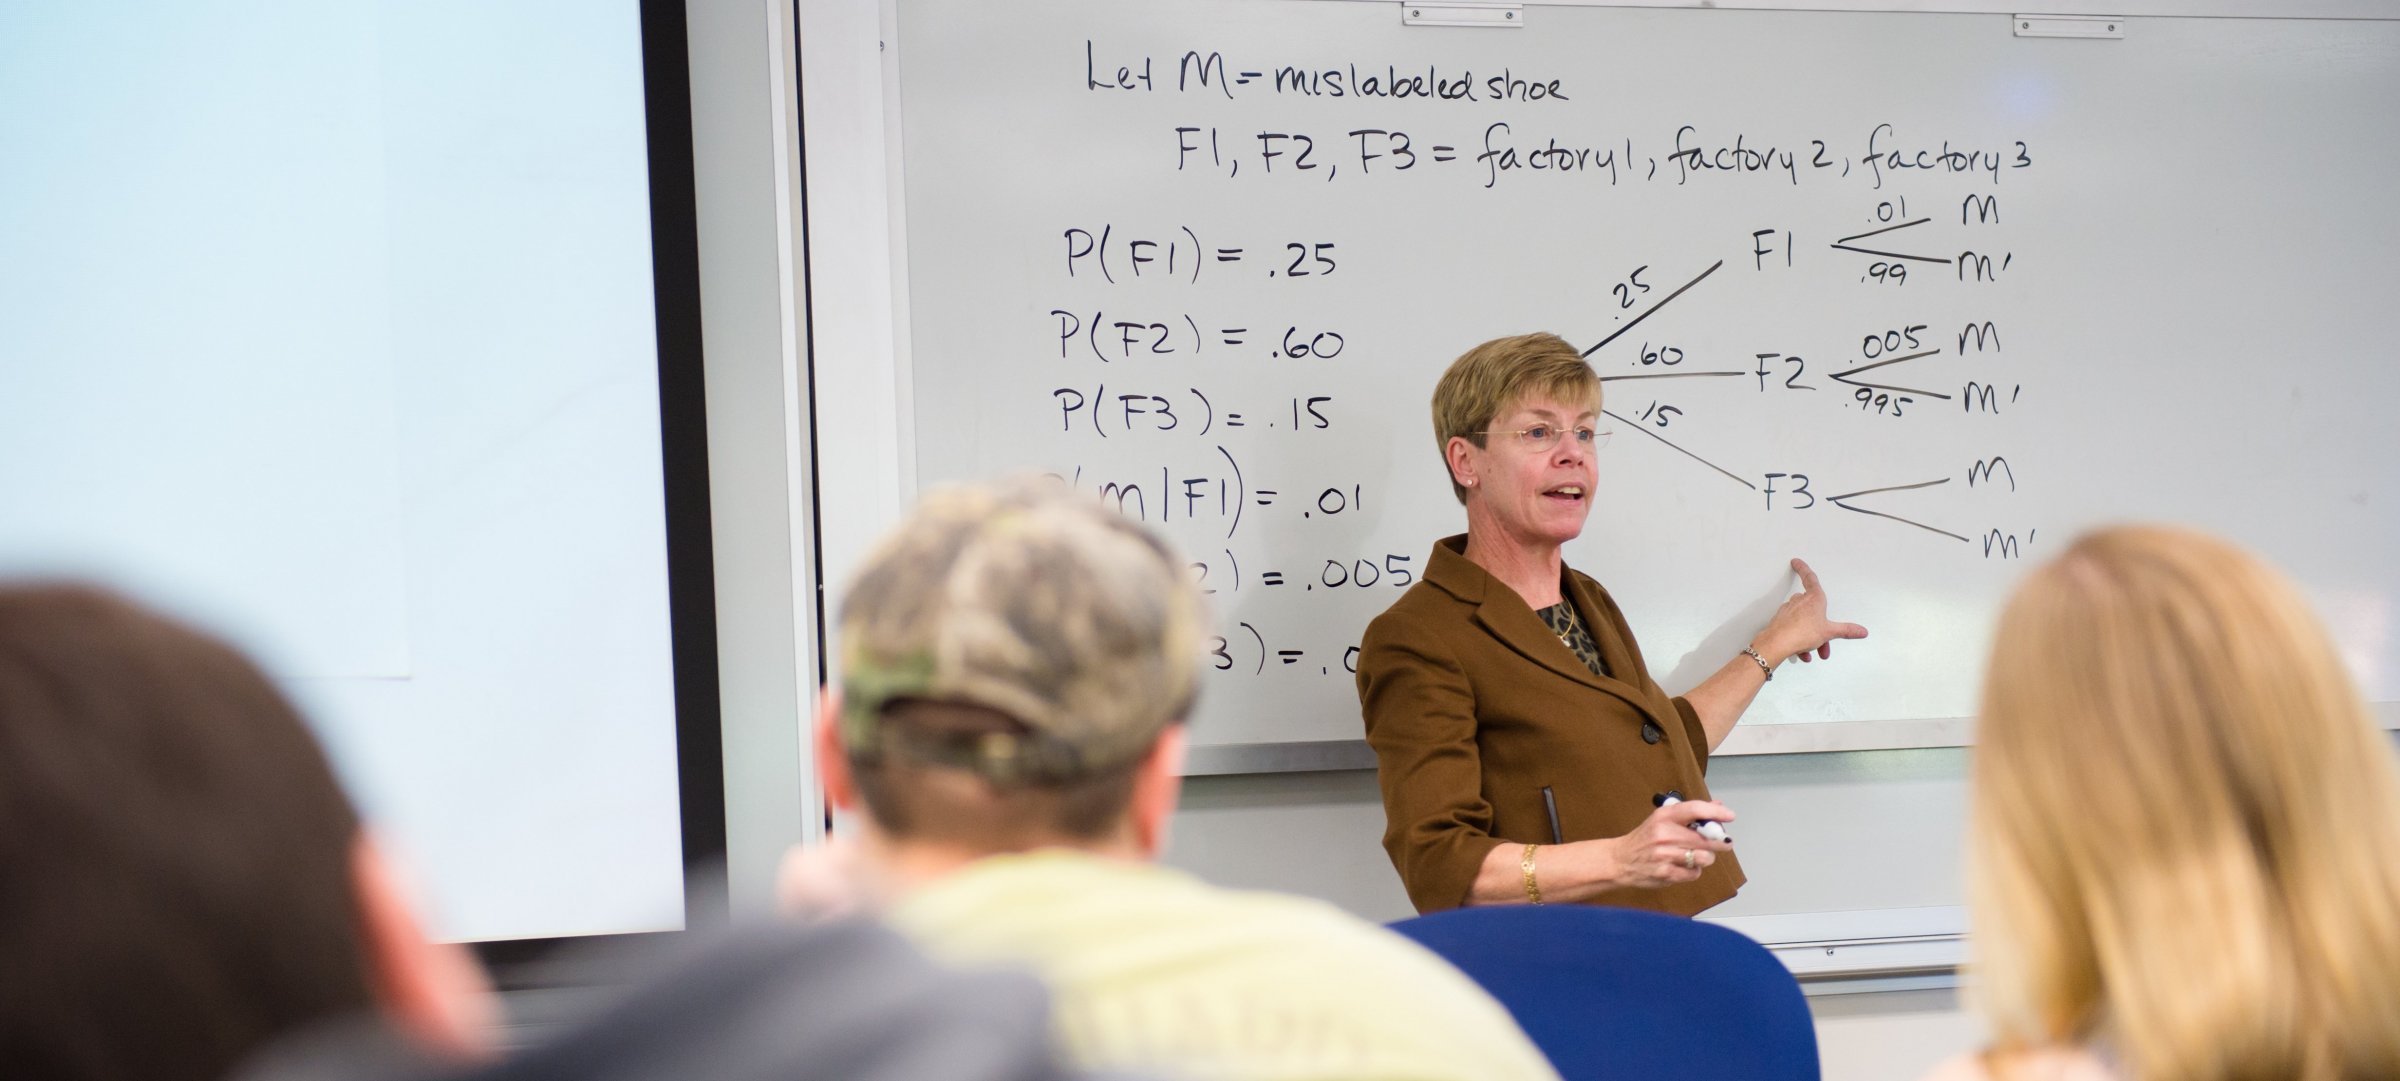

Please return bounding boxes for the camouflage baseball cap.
[837,476,1206,785]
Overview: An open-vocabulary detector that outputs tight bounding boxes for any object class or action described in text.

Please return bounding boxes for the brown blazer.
[1356,535,1744,915]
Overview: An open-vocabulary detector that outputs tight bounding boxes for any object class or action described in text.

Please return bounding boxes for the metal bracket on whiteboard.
[2014,14,2126,37]
[1183,739,1380,776]
[1402,4,1525,27]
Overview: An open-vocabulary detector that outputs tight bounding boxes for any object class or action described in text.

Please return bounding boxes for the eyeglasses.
[1478,424,1610,451]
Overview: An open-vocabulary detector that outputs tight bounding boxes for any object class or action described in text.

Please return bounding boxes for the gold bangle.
[1520,843,1542,905]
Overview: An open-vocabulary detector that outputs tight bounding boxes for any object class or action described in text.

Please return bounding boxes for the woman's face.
[1454,393,1600,551]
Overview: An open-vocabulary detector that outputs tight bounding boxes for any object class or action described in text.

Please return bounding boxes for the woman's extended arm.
[1681,558,1868,750]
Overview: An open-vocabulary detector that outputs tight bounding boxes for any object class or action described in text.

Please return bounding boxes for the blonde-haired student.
[1926,525,2400,1081]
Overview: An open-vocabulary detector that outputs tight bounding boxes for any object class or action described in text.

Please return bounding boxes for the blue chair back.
[1389,906,1819,1081]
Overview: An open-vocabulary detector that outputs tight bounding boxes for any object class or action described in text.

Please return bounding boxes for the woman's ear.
[1444,435,1479,491]
[350,837,497,1060]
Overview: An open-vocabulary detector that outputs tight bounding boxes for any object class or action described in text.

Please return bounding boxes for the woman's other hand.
[1607,799,1737,889]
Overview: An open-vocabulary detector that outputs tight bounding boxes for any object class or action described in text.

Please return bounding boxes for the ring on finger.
[1682,848,1697,871]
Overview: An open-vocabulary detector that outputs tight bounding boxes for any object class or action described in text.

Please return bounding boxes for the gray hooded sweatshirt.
[236,919,1109,1081]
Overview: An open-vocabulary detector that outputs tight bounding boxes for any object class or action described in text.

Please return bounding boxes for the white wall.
[1814,989,1983,1081]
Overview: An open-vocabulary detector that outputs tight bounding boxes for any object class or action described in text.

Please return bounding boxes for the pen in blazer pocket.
[1540,785,1564,845]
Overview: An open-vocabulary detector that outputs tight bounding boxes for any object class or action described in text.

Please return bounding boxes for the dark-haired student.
[0,584,1086,1081]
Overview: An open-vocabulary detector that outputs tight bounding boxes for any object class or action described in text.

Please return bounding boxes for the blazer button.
[1640,720,1664,744]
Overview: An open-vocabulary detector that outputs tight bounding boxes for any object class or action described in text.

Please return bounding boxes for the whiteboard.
[870,2,2400,753]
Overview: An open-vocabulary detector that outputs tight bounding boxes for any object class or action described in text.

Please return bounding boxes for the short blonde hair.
[1970,525,2400,1081]
[1429,333,1601,504]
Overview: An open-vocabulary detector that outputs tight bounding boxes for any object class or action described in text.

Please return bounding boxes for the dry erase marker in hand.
[1652,793,1731,844]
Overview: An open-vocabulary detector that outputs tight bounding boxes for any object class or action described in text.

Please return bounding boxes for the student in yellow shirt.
[783,477,1561,1081]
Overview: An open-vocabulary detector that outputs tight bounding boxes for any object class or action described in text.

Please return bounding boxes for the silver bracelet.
[1741,646,1775,682]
